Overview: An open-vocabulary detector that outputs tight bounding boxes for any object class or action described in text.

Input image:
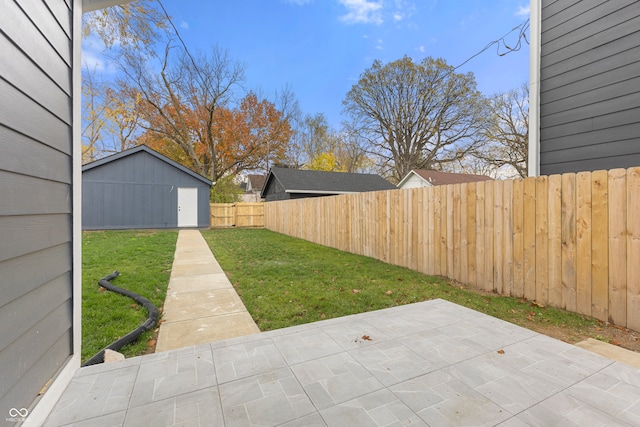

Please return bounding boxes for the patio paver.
[44,299,640,426]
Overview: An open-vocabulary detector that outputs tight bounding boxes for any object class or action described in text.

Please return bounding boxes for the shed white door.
[177,187,198,227]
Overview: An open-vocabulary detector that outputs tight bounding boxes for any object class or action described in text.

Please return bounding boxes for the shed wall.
[264,179,290,202]
[539,0,640,174]
[0,0,74,415]
[83,151,210,229]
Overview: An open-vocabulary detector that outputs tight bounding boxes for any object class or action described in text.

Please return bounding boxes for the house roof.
[82,145,213,186]
[247,174,267,193]
[261,167,395,198]
[398,169,493,187]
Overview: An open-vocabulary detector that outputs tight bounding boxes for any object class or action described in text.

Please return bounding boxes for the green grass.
[82,230,177,363]
[202,228,598,335]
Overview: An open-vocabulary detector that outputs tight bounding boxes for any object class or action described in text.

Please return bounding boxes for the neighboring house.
[240,174,266,202]
[0,0,134,423]
[397,170,493,189]
[528,0,640,176]
[261,167,395,201]
[82,145,212,230]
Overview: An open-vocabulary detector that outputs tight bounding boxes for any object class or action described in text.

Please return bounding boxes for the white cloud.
[515,5,530,16]
[180,20,189,29]
[81,36,119,74]
[338,0,383,25]
[393,0,416,22]
[416,45,425,53]
[375,38,384,50]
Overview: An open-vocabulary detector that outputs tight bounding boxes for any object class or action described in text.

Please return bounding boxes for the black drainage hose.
[82,271,159,367]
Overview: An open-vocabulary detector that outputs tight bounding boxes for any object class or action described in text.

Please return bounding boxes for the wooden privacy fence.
[210,202,264,228]
[265,167,640,331]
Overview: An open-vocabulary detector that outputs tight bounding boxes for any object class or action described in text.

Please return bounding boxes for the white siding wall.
[399,174,431,189]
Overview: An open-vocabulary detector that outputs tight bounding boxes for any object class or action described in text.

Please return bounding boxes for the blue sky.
[89,0,531,129]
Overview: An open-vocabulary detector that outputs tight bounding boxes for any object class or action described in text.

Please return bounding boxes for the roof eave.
[285,189,358,195]
[83,0,135,13]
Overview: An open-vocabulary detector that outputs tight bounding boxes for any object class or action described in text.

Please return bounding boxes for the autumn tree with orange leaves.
[140,92,292,180]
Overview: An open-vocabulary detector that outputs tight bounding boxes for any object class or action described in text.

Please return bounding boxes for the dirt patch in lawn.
[531,322,640,352]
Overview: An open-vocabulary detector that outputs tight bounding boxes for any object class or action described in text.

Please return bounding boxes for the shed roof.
[398,169,493,187]
[82,145,213,186]
[261,167,395,198]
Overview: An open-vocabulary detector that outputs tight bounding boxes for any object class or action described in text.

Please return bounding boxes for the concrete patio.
[45,298,640,426]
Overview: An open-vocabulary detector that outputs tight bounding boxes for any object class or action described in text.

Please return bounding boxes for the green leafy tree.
[210,175,244,203]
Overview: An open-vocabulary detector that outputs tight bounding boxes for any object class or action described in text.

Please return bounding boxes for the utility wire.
[453,18,530,72]
[156,0,204,82]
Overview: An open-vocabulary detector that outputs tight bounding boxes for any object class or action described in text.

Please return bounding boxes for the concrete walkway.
[155,230,260,352]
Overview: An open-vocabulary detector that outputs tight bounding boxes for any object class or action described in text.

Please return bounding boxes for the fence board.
[535,177,549,305]
[608,169,627,326]
[433,187,442,276]
[460,184,469,285]
[476,182,486,289]
[591,170,609,322]
[493,180,504,294]
[560,173,577,312]
[523,177,536,300]
[503,179,514,296]
[410,189,418,269]
[484,182,494,292]
[447,186,455,278]
[512,179,524,298]
[426,187,435,275]
[628,168,640,331]
[467,183,477,287]
[576,172,592,316]
[548,175,562,307]
[453,184,462,282]
[440,186,448,276]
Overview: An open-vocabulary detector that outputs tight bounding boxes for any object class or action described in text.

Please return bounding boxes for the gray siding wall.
[539,0,640,175]
[83,151,210,229]
[0,0,74,415]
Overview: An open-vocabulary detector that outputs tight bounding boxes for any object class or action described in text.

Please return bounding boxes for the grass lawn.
[82,230,177,363]
[202,229,599,339]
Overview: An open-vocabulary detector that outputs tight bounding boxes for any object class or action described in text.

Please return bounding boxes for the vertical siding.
[539,0,640,174]
[0,0,74,416]
[82,151,211,229]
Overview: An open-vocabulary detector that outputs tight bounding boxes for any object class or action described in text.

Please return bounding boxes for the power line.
[156,0,202,78]
[453,18,530,72]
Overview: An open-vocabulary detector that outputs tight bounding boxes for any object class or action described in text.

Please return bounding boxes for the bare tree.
[81,65,110,163]
[122,42,245,180]
[343,56,488,183]
[83,0,168,55]
[475,83,529,178]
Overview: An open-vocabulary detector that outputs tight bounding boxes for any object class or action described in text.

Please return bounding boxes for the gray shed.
[82,145,212,229]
